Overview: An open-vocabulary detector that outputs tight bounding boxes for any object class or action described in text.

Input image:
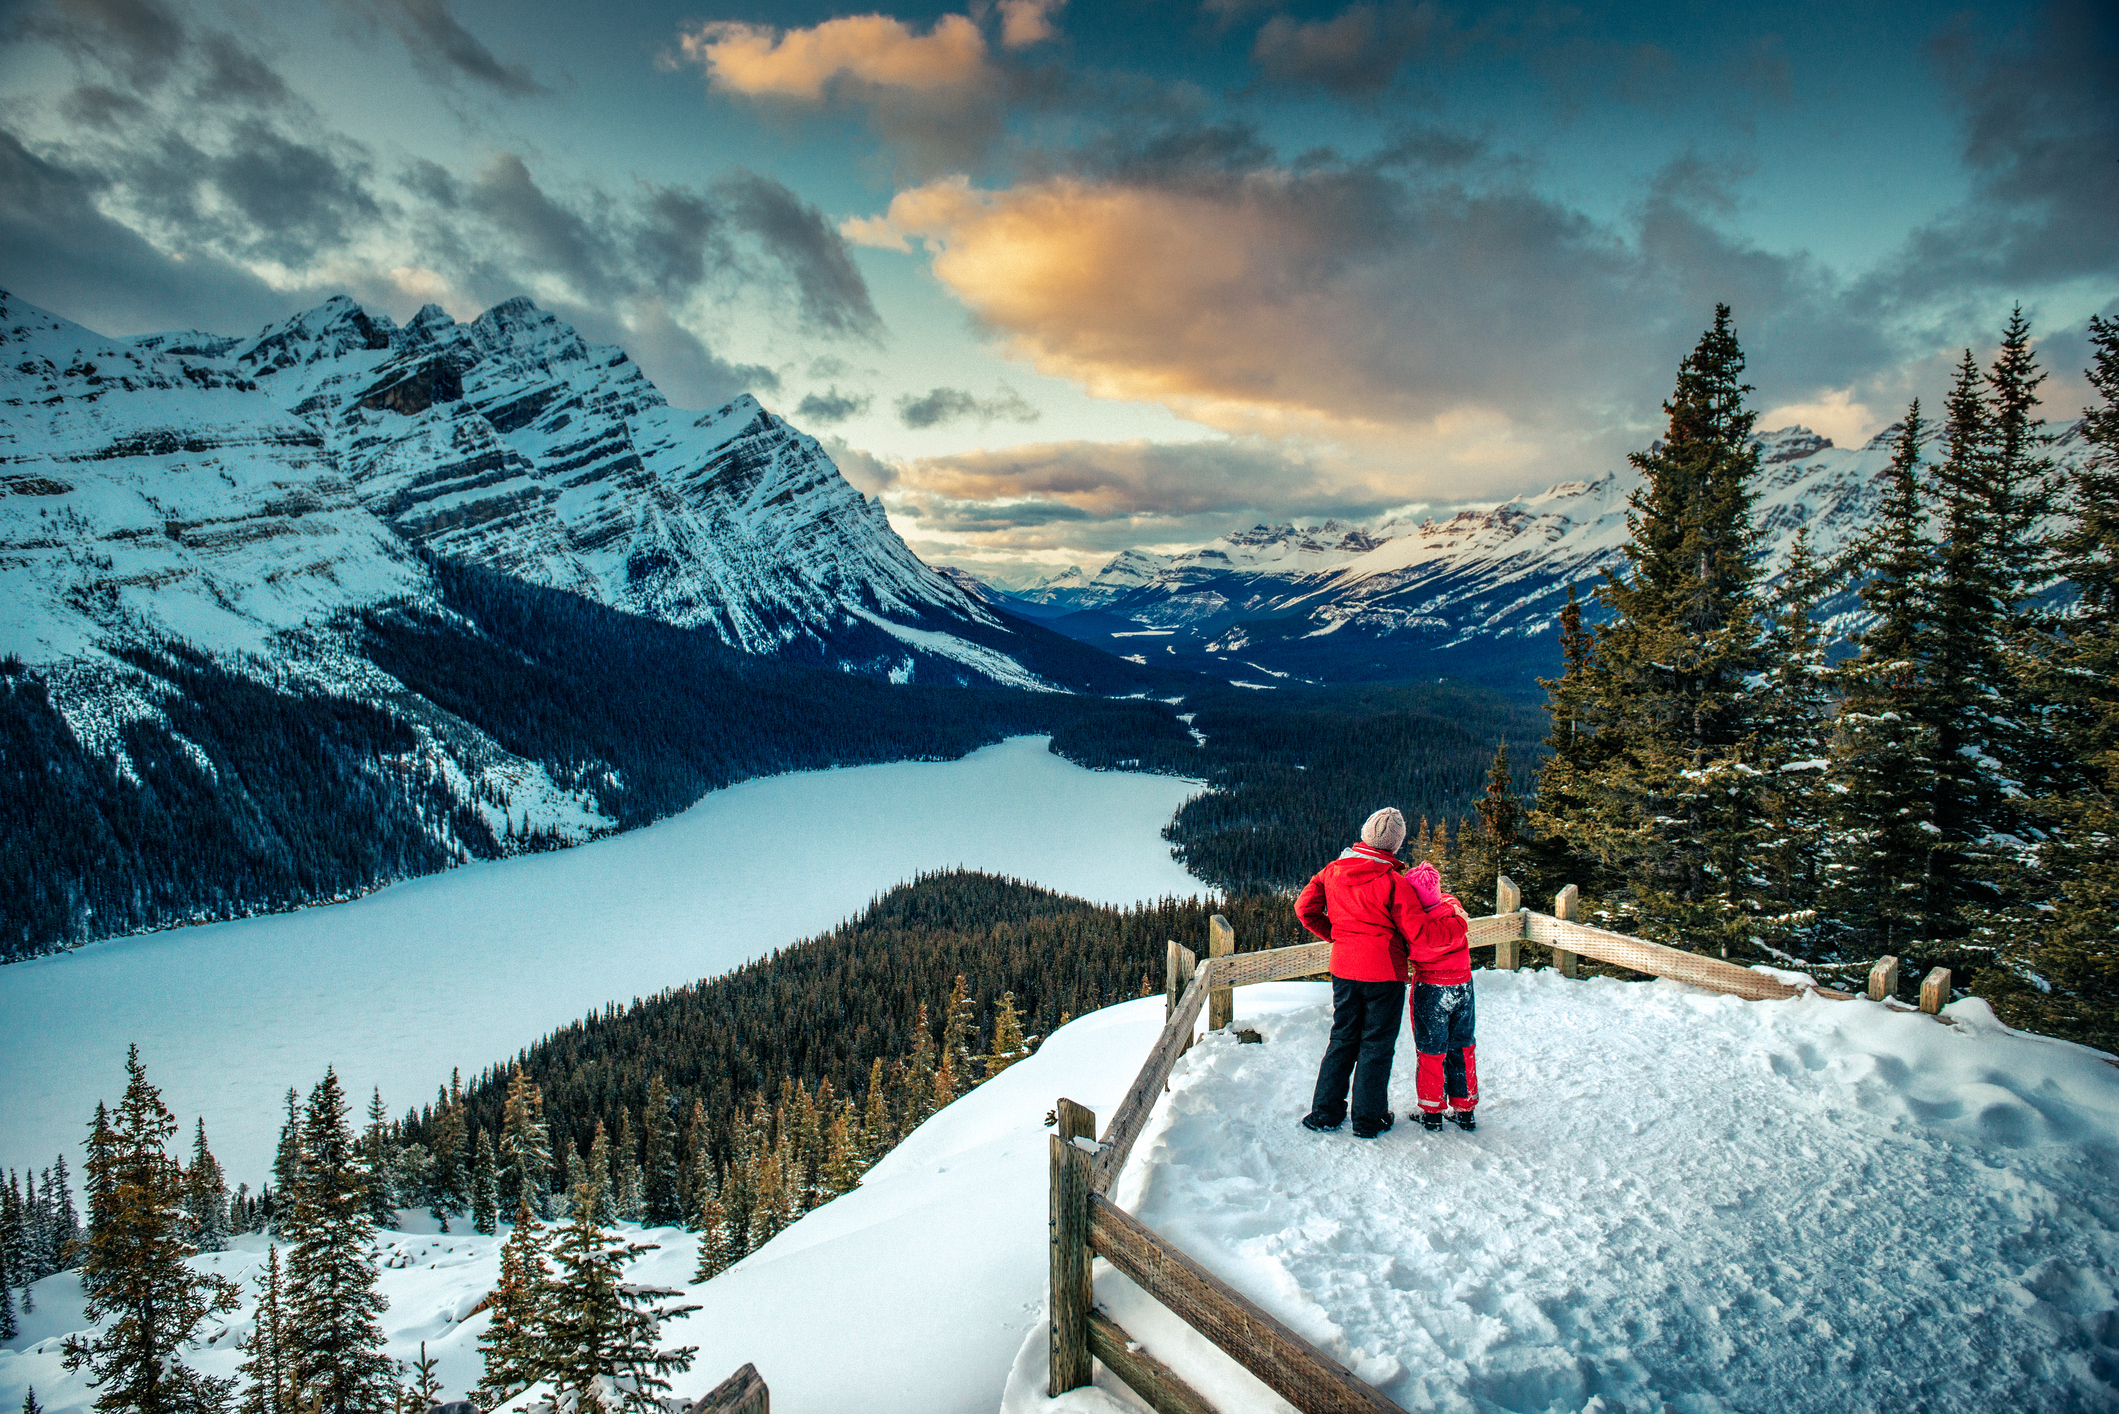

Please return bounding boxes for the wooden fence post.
[1551,885,1580,979]
[1493,876,1521,971]
[1918,967,1951,1016]
[1050,1100,1097,1396]
[1165,940,1181,1019]
[1868,955,1900,1003]
[1208,915,1235,1031]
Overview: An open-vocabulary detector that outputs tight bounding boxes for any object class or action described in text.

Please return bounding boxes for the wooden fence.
[1051,875,1953,1413]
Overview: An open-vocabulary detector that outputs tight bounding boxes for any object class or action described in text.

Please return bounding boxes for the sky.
[1,0,2113,582]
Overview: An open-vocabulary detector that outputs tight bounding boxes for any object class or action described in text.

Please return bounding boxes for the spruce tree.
[427,1092,465,1231]
[185,1120,230,1254]
[402,1343,442,1412]
[468,1131,499,1237]
[1750,525,1838,947]
[1528,585,1608,901]
[1454,746,1525,908]
[541,1164,698,1413]
[236,1246,293,1414]
[687,1170,731,1286]
[361,1091,395,1230]
[585,1123,616,1229]
[270,1090,303,1238]
[859,1060,892,1159]
[982,993,1029,1078]
[62,1047,240,1414]
[639,1077,681,1228]
[476,1197,552,1409]
[1987,313,2119,1045]
[612,1109,643,1223]
[22,1391,39,1414]
[899,1005,937,1134]
[1580,304,1770,950]
[497,1069,551,1221]
[820,1102,862,1199]
[1,1245,15,1342]
[284,1070,394,1414]
[939,976,977,1105]
[1827,405,1944,959]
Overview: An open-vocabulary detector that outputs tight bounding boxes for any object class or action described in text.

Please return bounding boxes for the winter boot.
[1450,1109,1476,1132]
[1416,1112,1444,1132]
[1301,1111,1343,1133]
[1352,1111,1394,1139]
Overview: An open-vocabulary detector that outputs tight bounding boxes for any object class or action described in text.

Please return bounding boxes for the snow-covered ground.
[9,970,2114,1414]
[0,737,1202,1185]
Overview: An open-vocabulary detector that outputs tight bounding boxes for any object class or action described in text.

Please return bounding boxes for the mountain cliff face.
[0,289,1181,956]
[996,424,2088,691]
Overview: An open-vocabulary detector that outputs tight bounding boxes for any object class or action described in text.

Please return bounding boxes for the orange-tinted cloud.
[997,0,1066,49]
[672,14,991,100]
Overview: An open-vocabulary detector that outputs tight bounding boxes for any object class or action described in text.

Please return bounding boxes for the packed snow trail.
[6,972,2115,1414]
[0,736,1201,1185]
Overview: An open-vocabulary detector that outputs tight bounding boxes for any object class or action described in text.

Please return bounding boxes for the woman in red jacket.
[1294,807,1466,1137]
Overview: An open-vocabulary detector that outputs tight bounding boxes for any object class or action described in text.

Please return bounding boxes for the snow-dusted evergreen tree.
[476,1197,552,1409]
[1749,525,1839,947]
[47,1156,81,1270]
[21,1389,39,1414]
[859,1060,892,1159]
[469,1131,500,1237]
[1453,746,1527,908]
[639,1077,681,1228]
[611,1109,643,1223]
[938,977,977,1106]
[361,1090,395,1230]
[539,1164,697,1414]
[270,1090,303,1238]
[1,1239,16,1341]
[686,1171,731,1286]
[401,1342,442,1413]
[63,1047,240,1414]
[820,1101,862,1199]
[981,993,1029,1078]
[236,1246,293,1414]
[1826,405,1945,961]
[1988,313,2119,1043]
[1574,306,1771,952]
[898,1005,937,1134]
[427,1082,466,1231]
[1528,585,1612,901]
[184,1120,230,1253]
[284,1069,394,1414]
[583,1123,617,1228]
[498,1069,552,1221]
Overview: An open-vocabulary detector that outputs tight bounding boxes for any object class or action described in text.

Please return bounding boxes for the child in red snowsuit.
[1403,861,1477,1131]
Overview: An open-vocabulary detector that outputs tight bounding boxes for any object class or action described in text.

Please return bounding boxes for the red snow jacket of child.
[1296,844,1461,983]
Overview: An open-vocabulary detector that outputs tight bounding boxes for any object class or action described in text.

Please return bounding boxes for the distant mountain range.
[954,422,2092,692]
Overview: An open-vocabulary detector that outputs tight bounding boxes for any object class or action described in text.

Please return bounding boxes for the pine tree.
[361,1092,395,1231]
[477,1197,552,1409]
[1,1244,16,1342]
[1827,404,1945,960]
[468,1131,499,1237]
[1454,746,1524,908]
[899,1005,937,1134]
[283,1070,394,1414]
[62,1047,240,1414]
[540,1165,698,1414]
[859,1060,892,1159]
[237,1246,294,1414]
[585,1123,616,1228]
[270,1090,303,1238]
[939,976,977,1106]
[639,1077,681,1229]
[22,1390,40,1414]
[1749,525,1838,947]
[185,1120,230,1254]
[427,1092,465,1232]
[45,1155,81,1270]
[1987,313,2119,1045]
[819,1101,862,1199]
[611,1109,643,1223]
[497,1069,551,1221]
[981,993,1029,1078]
[401,1343,442,1412]
[680,1102,711,1231]
[687,1168,731,1286]
[1578,305,1769,950]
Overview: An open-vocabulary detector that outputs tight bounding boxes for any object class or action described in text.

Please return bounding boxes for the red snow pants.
[1411,980,1477,1113]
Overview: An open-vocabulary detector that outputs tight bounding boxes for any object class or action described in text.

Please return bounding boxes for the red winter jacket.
[1295,845,1469,984]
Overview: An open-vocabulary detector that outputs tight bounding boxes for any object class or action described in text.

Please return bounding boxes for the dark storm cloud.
[211,122,386,264]
[339,0,542,97]
[1858,0,2118,315]
[720,172,885,341]
[1251,2,1448,95]
[795,388,874,423]
[16,0,189,90]
[193,30,292,107]
[896,385,1041,429]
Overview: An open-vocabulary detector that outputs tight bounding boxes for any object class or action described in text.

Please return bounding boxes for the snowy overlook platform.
[5,972,2117,1414]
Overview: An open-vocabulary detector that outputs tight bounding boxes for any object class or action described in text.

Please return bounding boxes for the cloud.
[997,0,1066,49]
[672,14,990,100]
[720,172,884,340]
[796,387,873,423]
[1252,2,1447,95]
[339,0,542,96]
[896,384,1041,428]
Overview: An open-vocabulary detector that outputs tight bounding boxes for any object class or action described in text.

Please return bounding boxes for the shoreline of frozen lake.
[0,736,1205,1185]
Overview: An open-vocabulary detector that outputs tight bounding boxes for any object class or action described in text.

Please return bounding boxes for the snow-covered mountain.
[1029,424,2090,690]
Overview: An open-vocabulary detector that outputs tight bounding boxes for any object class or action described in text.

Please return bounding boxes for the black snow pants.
[1307,976,1406,1133]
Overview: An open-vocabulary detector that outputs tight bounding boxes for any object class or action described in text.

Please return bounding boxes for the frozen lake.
[0,737,1204,1186]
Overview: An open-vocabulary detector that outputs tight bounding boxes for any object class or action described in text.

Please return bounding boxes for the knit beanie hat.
[1360,807,1407,853]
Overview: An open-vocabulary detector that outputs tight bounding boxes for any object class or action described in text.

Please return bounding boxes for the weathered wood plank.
[1088,1309,1219,1414]
[1493,877,1521,970]
[1208,941,1332,990]
[1093,966,1211,1193]
[1050,1133,1095,1395]
[1089,1196,1405,1414]
[1057,1098,1097,1144]
[1520,914,1807,1001]
[1166,939,1182,1018]
[1869,955,1900,1003]
[1919,966,1952,1015]
[1208,915,1236,1031]
[690,1362,768,1414]
[1551,885,1581,979]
